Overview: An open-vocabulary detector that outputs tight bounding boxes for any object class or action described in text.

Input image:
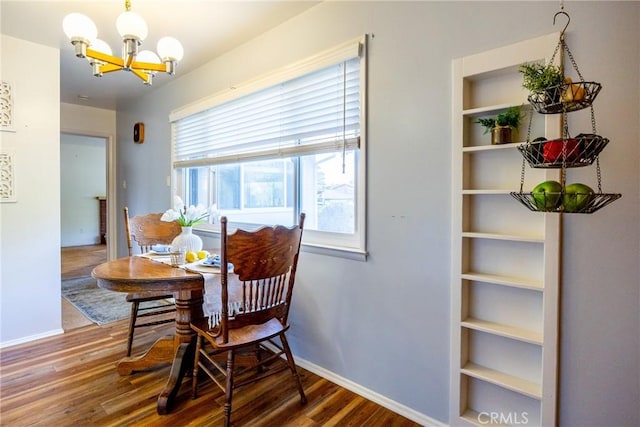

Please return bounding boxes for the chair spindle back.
[124,207,182,255]
[219,213,305,344]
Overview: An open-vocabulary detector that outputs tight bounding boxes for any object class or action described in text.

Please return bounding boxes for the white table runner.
[137,253,240,328]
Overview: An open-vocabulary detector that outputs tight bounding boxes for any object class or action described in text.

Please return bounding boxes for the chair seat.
[190,317,288,350]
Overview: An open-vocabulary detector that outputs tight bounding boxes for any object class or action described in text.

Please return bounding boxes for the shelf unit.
[451,33,561,426]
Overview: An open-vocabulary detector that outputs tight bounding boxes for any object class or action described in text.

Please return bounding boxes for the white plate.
[185,262,221,274]
[146,250,172,256]
[150,245,172,254]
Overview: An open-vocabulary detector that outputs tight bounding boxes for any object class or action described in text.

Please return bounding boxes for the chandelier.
[62,0,183,85]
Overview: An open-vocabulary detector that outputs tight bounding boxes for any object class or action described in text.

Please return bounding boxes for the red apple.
[543,138,580,163]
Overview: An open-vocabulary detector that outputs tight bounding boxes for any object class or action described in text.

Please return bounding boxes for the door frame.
[60,129,117,261]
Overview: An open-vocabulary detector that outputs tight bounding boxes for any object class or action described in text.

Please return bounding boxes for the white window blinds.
[171,43,362,168]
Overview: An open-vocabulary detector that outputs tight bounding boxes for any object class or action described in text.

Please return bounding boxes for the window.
[170,37,367,254]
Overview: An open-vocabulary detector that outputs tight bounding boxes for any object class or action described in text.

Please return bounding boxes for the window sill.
[301,243,368,262]
[194,227,368,262]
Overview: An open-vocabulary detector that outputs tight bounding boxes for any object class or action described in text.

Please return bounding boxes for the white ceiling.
[1,0,318,110]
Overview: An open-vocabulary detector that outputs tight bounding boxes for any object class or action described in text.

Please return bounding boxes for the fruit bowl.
[518,134,609,168]
[511,190,621,214]
[527,81,602,114]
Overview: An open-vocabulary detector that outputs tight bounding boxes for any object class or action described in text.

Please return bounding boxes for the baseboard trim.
[0,328,64,349]
[294,356,447,427]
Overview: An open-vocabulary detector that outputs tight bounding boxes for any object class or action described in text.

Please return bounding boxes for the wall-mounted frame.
[1,150,17,203]
[1,81,16,132]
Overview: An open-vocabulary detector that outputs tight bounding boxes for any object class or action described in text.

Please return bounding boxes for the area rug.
[62,276,171,325]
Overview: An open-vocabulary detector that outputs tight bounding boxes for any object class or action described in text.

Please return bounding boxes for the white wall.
[2,1,636,425]
[60,134,106,247]
[115,2,639,425]
[0,51,116,345]
[0,35,62,345]
[60,103,116,136]
[60,103,117,257]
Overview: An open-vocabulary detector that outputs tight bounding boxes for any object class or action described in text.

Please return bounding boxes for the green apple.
[563,183,594,212]
[532,180,562,210]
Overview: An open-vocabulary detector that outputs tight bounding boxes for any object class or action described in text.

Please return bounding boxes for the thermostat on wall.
[134,122,145,143]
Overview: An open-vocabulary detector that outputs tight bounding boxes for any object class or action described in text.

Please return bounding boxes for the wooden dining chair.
[190,213,306,427]
[123,206,182,356]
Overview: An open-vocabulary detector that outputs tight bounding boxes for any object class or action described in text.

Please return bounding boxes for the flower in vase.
[161,196,217,227]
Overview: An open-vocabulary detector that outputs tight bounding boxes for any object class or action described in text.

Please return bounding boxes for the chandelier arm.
[99,64,124,74]
[87,50,165,74]
[87,49,124,67]
[131,61,168,73]
[131,69,151,84]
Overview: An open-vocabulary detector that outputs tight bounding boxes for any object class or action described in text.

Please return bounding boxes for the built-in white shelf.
[461,272,544,291]
[462,231,544,243]
[462,142,526,153]
[451,32,561,426]
[462,102,528,117]
[461,362,542,400]
[461,317,543,345]
[461,189,516,195]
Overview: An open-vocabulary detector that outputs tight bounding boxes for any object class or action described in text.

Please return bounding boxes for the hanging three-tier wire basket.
[510,9,621,214]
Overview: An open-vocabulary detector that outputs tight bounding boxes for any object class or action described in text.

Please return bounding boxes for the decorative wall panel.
[1,81,15,132]
[0,151,17,202]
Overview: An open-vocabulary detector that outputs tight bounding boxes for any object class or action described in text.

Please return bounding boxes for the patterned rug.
[61,276,131,325]
[62,276,171,326]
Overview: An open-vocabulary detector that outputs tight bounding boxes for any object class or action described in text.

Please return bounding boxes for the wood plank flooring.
[61,244,108,330]
[0,322,420,426]
[1,246,422,426]
[61,244,108,280]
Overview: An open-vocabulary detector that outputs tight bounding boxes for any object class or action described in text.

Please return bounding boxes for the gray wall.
[114,2,639,425]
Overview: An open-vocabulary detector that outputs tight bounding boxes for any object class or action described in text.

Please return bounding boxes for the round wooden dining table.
[92,255,205,415]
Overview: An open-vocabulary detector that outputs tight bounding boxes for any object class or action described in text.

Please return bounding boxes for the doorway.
[61,244,107,329]
[60,133,111,329]
[60,133,107,247]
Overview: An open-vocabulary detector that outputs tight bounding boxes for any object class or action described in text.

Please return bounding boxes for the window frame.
[169,36,368,259]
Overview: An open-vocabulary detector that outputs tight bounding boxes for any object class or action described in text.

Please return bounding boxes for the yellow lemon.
[197,250,209,260]
[561,78,586,102]
[185,251,198,263]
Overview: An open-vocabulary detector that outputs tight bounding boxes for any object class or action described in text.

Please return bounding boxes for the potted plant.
[519,62,566,112]
[519,62,564,94]
[475,106,523,144]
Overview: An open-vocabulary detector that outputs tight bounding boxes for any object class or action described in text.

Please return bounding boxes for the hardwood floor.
[61,244,108,280]
[1,321,420,426]
[61,244,109,330]
[1,246,422,426]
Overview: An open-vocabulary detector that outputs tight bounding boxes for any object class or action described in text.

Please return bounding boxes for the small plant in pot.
[519,62,565,112]
[475,106,523,144]
[519,62,564,94]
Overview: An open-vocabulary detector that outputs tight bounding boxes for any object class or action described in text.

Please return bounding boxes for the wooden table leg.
[155,289,203,415]
[157,341,195,414]
[116,336,175,375]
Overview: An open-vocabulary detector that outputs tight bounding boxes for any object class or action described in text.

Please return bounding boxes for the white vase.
[171,226,203,253]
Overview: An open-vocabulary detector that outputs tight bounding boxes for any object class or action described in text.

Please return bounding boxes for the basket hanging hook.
[553,10,570,40]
